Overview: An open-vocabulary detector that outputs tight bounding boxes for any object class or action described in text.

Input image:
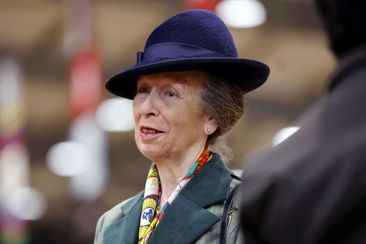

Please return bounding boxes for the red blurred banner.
[184,0,221,12]
[67,48,102,119]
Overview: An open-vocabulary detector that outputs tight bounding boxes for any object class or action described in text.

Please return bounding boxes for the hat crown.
[145,10,238,58]
[106,9,269,99]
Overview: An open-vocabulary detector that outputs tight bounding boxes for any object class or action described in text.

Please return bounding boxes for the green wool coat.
[94,153,244,244]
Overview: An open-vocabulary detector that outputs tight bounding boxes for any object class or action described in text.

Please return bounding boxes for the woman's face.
[133,71,211,163]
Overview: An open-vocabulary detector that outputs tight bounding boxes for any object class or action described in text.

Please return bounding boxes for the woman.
[94,9,269,244]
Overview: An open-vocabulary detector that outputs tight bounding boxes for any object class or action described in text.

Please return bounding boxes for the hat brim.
[106,57,270,99]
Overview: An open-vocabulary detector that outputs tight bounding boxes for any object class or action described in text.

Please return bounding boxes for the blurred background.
[0,0,335,243]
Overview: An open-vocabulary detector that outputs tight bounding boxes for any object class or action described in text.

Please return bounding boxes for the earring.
[207,128,211,134]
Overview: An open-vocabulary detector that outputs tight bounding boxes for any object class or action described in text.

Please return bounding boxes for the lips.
[140,126,163,133]
[140,126,164,134]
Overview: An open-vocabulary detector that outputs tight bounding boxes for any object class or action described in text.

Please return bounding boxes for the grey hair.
[201,72,245,163]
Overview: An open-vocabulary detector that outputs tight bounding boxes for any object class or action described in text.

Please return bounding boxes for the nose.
[137,90,159,118]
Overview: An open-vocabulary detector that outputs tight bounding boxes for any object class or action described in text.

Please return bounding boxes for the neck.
[155,142,206,207]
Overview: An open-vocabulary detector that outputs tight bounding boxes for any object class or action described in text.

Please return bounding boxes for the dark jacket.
[240,46,366,244]
[94,153,243,244]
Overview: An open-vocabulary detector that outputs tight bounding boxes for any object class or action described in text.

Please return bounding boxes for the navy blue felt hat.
[106,9,270,99]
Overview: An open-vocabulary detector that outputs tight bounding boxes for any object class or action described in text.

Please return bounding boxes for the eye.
[137,86,150,94]
[164,88,178,98]
[166,90,176,97]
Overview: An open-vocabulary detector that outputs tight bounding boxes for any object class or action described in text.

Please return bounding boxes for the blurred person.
[239,0,366,243]
[94,10,269,244]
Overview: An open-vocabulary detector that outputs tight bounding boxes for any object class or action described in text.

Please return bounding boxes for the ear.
[204,116,219,135]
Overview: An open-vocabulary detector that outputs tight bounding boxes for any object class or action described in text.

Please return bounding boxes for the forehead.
[136,71,208,87]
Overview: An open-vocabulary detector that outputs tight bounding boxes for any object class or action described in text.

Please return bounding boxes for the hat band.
[137,42,227,63]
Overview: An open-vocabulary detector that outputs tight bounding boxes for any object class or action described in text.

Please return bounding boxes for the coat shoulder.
[94,191,143,244]
[196,176,244,244]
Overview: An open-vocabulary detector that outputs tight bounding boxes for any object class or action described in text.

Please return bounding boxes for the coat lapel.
[149,153,233,244]
[103,192,143,244]
[102,154,233,244]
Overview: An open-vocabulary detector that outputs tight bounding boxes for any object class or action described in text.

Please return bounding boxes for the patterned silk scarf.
[138,148,211,244]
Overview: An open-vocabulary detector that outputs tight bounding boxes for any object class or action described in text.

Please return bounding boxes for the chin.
[138,144,165,162]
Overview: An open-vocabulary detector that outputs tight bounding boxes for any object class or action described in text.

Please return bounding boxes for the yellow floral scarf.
[138,148,211,243]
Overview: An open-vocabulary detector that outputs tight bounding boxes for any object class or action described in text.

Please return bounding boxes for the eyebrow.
[136,79,150,87]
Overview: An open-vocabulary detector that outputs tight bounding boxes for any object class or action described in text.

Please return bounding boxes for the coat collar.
[103,153,233,244]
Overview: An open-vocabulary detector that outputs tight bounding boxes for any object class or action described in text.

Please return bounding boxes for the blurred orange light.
[184,0,221,12]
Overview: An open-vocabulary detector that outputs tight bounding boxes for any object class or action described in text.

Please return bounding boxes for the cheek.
[134,129,139,147]
[173,110,206,134]
[132,100,140,123]
[133,111,139,124]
